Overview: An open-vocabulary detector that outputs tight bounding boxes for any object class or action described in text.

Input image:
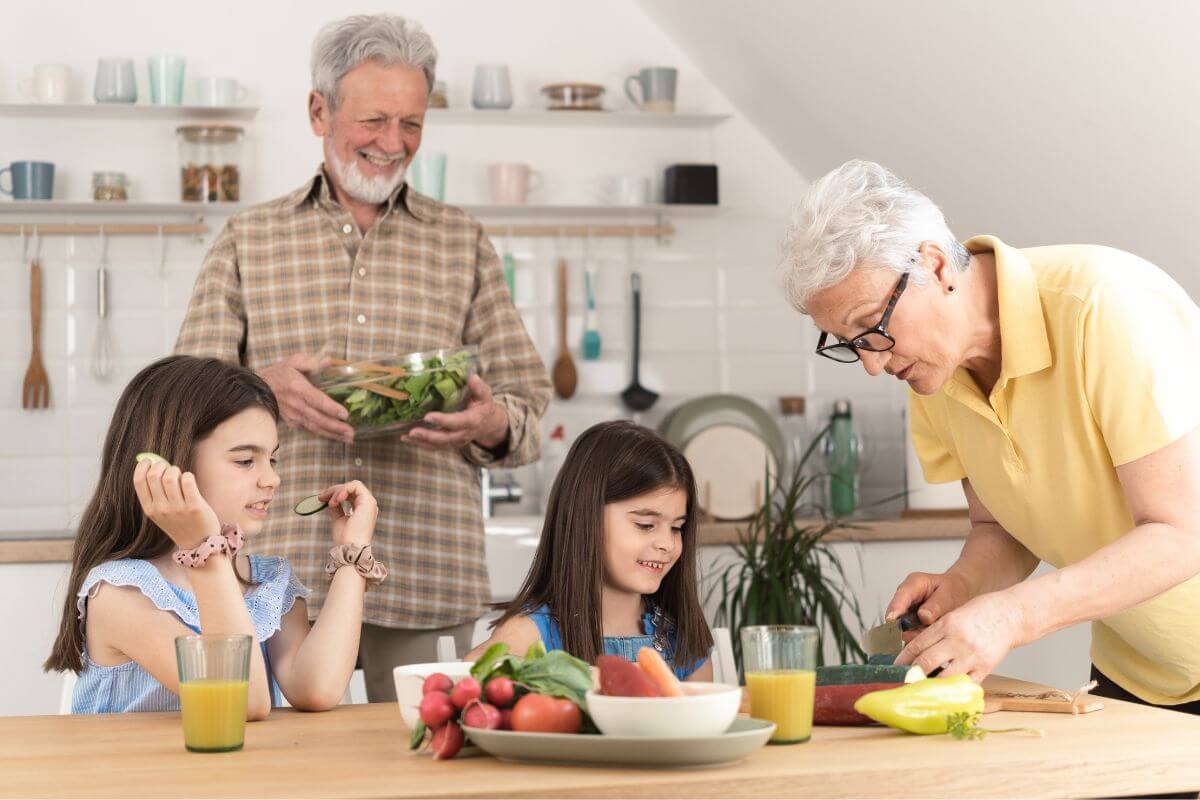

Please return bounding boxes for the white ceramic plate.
[463,716,775,767]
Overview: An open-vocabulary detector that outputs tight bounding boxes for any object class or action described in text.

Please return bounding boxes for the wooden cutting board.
[982,674,1104,714]
[737,674,1105,716]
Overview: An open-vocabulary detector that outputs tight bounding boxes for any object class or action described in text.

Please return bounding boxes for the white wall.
[638,0,1200,298]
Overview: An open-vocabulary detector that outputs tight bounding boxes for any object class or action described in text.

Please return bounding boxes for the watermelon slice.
[597,655,662,697]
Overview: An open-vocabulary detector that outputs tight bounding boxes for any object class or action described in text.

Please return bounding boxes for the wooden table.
[3,677,1199,799]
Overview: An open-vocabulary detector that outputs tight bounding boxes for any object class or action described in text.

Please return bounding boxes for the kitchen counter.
[0,513,969,564]
[1,676,1197,799]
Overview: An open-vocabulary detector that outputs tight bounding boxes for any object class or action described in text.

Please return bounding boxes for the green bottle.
[826,398,861,517]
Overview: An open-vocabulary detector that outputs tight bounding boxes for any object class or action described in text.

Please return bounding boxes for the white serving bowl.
[585,682,742,738]
[393,661,472,729]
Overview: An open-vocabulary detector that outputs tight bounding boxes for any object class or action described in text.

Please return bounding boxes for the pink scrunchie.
[326,543,388,587]
[172,524,245,568]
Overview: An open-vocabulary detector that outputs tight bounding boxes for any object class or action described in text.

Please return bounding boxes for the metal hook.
[19,224,26,263]
[157,225,167,277]
[98,224,107,262]
[32,225,41,261]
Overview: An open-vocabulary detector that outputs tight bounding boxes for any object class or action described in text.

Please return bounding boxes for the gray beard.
[328,149,408,204]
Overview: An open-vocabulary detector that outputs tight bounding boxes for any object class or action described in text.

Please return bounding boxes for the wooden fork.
[22,259,50,409]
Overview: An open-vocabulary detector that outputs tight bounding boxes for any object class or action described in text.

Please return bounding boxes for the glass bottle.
[778,396,811,481]
[822,398,863,517]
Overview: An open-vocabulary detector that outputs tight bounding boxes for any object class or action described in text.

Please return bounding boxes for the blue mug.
[0,161,55,200]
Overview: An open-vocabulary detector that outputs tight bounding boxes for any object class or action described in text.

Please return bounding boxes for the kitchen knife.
[862,611,921,658]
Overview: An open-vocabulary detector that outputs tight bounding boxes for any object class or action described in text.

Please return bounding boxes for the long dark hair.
[495,420,713,669]
[44,356,279,673]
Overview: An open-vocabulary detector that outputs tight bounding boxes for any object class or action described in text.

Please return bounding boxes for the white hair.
[780,160,970,314]
[311,14,438,111]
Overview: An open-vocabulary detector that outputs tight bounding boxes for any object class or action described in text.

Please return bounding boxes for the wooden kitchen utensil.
[22,259,50,409]
[551,258,577,399]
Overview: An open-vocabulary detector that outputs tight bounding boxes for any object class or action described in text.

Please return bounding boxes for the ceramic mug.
[147,55,186,105]
[472,64,513,110]
[409,152,447,201]
[94,58,137,103]
[596,175,652,206]
[0,161,55,200]
[192,77,247,107]
[20,64,72,104]
[488,163,541,205]
[625,66,677,113]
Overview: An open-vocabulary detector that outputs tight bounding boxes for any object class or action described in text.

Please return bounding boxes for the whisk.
[90,229,113,381]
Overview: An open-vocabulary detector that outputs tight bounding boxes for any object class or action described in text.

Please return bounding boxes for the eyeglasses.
[815,272,910,364]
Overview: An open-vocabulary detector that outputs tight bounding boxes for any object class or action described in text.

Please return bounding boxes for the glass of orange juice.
[175,634,252,753]
[741,625,818,744]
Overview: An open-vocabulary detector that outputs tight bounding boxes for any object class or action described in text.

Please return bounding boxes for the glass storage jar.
[92,171,129,202]
[176,124,243,203]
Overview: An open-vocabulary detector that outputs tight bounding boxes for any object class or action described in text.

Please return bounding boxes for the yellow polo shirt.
[910,235,1200,705]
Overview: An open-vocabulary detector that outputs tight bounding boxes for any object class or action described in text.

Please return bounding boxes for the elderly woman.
[782,160,1200,715]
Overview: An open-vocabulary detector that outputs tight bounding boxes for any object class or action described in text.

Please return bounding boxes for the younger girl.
[469,420,714,680]
[45,355,386,717]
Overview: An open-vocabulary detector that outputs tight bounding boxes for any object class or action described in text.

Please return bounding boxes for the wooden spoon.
[551,258,577,399]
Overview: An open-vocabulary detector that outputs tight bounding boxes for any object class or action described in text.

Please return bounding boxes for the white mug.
[596,175,652,206]
[191,77,247,107]
[488,163,541,205]
[20,64,72,104]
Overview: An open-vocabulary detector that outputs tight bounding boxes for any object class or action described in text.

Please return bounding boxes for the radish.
[431,721,464,760]
[418,692,455,728]
[422,673,453,695]
[449,676,482,709]
[499,708,514,730]
[462,700,502,730]
[484,676,515,708]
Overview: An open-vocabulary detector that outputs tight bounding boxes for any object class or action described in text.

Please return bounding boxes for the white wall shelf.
[0,103,258,121]
[463,203,724,219]
[425,109,729,129]
[0,201,242,215]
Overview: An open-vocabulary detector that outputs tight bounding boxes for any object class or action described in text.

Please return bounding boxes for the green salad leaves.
[322,350,475,431]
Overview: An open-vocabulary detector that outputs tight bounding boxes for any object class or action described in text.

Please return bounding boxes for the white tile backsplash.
[0,212,908,528]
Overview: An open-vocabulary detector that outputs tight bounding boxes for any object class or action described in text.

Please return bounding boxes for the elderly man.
[176,14,551,701]
[782,160,1200,718]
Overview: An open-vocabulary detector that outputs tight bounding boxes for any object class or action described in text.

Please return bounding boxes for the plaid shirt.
[175,167,551,629]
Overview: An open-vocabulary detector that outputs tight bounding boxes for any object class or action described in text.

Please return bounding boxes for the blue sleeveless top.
[527,604,707,681]
[72,556,310,714]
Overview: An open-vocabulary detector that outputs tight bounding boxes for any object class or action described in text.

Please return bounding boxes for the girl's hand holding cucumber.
[132,453,221,550]
[319,480,378,547]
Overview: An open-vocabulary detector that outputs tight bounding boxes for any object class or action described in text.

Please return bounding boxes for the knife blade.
[862,611,921,657]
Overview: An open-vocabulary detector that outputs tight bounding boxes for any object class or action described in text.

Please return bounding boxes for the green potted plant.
[708,423,874,670]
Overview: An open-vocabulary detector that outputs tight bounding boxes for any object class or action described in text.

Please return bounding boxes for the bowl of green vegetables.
[310,346,480,438]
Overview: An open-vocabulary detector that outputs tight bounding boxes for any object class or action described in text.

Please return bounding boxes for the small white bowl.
[585,682,742,738]
[393,661,472,729]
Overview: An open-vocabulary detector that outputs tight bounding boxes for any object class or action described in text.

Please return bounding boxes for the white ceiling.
[638,0,1200,293]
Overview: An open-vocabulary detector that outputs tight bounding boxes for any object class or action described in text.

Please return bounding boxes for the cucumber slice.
[816,664,926,686]
[293,494,329,516]
[135,452,167,465]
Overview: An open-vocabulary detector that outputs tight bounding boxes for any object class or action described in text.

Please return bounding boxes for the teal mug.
[0,161,55,200]
[148,55,186,105]
[409,152,446,201]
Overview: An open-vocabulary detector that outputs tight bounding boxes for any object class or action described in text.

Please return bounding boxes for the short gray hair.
[780,160,970,314]
[311,14,438,111]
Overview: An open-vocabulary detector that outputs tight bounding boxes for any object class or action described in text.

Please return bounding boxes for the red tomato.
[510,693,581,734]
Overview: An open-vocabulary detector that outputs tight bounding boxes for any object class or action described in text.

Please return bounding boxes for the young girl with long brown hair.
[45,355,387,717]
[469,420,714,680]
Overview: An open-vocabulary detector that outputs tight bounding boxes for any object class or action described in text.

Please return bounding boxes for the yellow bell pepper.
[853,675,985,735]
